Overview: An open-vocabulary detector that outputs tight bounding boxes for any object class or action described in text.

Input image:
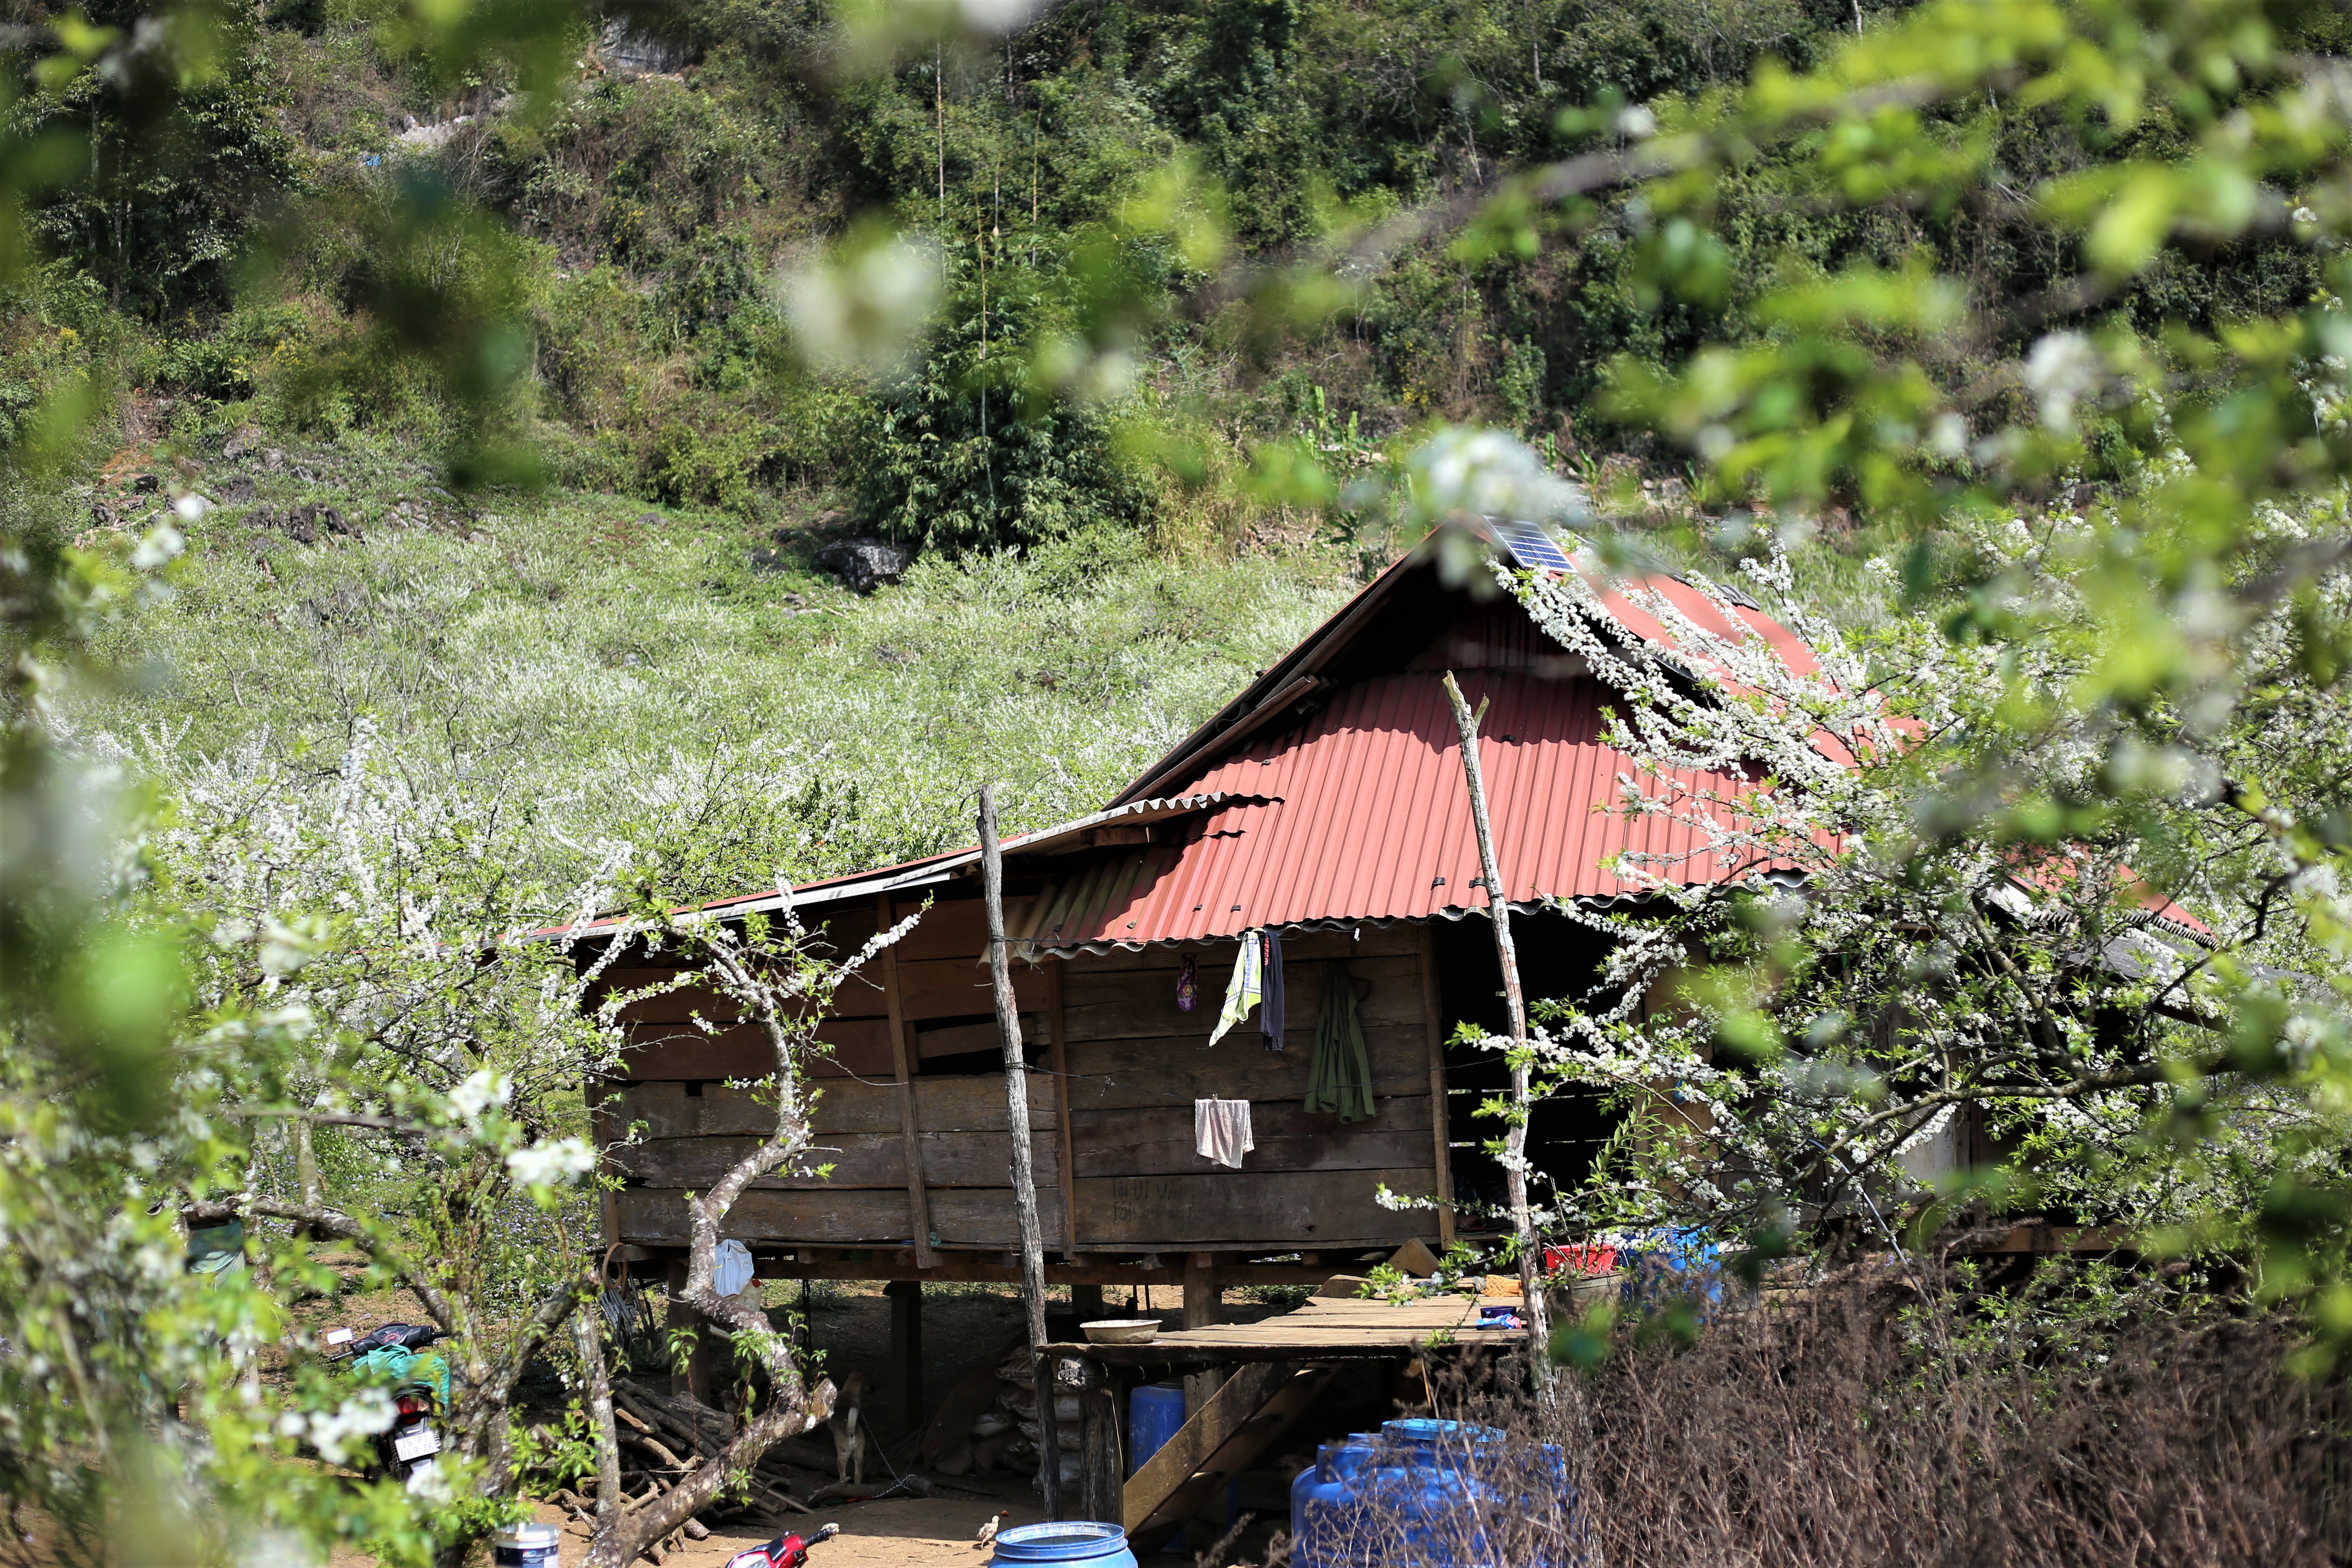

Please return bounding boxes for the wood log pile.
[546,1380,826,1561]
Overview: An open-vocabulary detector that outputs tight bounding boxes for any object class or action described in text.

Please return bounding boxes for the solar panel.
[1491,518,1576,575]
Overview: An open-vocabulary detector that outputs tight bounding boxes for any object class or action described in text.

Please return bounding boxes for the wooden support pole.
[1047,958,1079,1256]
[1442,672,1550,1386]
[980,783,1063,1519]
[1416,924,1457,1249]
[1077,1362,1122,1523]
[1070,1283,1105,1322]
[1181,1252,1225,1436]
[878,894,936,1271]
[588,1075,623,1251]
[884,1280,924,1434]
[664,1255,722,1406]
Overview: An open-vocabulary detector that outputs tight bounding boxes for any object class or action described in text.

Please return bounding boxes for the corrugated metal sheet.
[1009,670,1770,953]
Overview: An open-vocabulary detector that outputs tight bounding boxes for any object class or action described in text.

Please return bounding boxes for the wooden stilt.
[665,1256,721,1405]
[1077,1362,1122,1523]
[1070,1283,1105,1323]
[877,895,936,1270]
[1179,1251,1227,1543]
[885,1280,924,1434]
[980,784,1062,1519]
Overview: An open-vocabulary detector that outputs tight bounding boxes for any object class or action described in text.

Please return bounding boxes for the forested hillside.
[10,0,2341,547]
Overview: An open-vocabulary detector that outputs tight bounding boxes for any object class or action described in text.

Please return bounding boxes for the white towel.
[1195,1098,1255,1168]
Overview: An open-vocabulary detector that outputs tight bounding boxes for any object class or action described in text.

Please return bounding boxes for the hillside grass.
[73,441,1357,899]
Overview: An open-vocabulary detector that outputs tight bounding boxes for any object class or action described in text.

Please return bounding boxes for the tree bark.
[1442,671,1551,1387]
[979,783,1063,1519]
[576,1302,625,1539]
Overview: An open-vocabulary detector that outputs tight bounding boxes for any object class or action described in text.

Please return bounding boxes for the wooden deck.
[1043,1292,1526,1366]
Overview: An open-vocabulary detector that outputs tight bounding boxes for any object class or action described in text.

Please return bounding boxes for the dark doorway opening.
[1430,910,1619,1234]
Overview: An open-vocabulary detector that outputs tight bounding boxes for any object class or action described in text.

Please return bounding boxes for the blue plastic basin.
[989,1521,1137,1566]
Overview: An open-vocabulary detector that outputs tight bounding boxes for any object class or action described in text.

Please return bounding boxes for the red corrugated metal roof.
[1008,669,1771,952]
[552,532,2205,955]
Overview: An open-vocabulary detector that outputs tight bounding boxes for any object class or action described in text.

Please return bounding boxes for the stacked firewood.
[546,1380,822,1560]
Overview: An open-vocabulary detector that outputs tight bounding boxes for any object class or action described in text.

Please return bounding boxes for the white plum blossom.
[279,1390,396,1465]
[505,1137,596,1187]
[2023,331,2101,433]
[783,235,943,380]
[448,1069,511,1128]
[132,521,185,570]
[1405,428,1588,527]
[403,1456,454,1501]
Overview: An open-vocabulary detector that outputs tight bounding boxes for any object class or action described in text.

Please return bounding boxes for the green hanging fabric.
[1307,963,1375,1123]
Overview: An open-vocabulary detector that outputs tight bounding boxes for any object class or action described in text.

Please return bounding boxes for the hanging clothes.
[1306,963,1375,1122]
[1259,929,1286,1051]
[1207,931,1261,1046]
[1194,1098,1256,1168]
[1175,953,1198,1013]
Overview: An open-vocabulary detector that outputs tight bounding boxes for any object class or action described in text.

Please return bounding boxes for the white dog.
[827,1370,872,1485]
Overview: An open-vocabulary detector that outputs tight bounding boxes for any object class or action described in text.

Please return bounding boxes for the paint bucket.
[989,1520,1137,1566]
[492,1522,560,1568]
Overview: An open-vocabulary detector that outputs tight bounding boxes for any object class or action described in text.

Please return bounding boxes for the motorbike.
[724,1523,841,1568]
[324,1322,449,1486]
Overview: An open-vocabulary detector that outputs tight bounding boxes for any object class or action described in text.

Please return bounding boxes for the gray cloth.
[1194,1098,1255,1168]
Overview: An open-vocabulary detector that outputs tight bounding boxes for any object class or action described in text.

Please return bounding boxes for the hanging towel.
[1194,1098,1256,1167]
[1307,963,1375,1123]
[1207,931,1261,1046]
[1260,929,1286,1051]
[1176,953,1198,1013]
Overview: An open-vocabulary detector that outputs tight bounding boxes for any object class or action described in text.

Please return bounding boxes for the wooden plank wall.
[1057,926,1438,1251]
[596,898,1444,1256]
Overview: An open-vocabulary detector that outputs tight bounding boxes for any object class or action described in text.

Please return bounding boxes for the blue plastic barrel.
[1616,1226,1723,1308]
[1289,1419,1580,1568]
[1289,1433,1377,1567]
[1127,1382,1191,1549]
[1127,1382,1186,1476]
[989,1521,1137,1566]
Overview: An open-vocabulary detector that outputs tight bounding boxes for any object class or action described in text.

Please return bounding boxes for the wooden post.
[1181,1252,1224,1414]
[1179,1252,1228,1545]
[1047,958,1079,1256]
[665,1255,722,1406]
[588,1076,623,1250]
[1071,1283,1105,1322]
[980,784,1063,1519]
[885,1280,924,1433]
[879,894,936,1270]
[1442,672,1551,1386]
[1416,924,1457,1249]
[1077,1361,1122,1523]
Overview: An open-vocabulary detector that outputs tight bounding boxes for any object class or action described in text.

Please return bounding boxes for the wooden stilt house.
[576,533,1788,1297]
